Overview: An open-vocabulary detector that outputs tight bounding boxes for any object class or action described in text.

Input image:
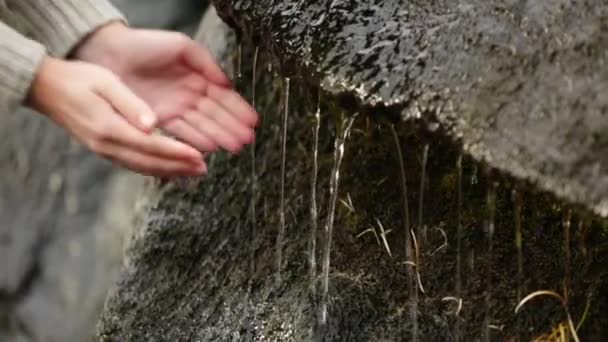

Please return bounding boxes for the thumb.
[96,71,158,132]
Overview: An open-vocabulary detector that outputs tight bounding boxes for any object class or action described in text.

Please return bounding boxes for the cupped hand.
[75,22,258,154]
[28,56,207,177]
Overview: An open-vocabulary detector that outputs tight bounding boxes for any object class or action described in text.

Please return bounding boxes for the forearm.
[4,0,124,57]
[0,20,46,113]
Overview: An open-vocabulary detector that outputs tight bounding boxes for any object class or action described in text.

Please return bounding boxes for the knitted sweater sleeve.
[0,20,45,113]
[5,0,125,57]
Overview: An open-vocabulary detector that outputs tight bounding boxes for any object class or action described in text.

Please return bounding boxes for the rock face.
[97,2,608,341]
[212,0,608,218]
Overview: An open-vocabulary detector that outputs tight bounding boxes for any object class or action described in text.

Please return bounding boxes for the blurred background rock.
[0,1,207,341]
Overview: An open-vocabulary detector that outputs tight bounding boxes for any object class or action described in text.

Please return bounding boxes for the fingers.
[183,110,244,153]
[197,98,254,143]
[103,114,203,163]
[163,119,218,152]
[96,72,158,132]
[183,39,232,87]
[206,83,259,127]
[108,146,207,177]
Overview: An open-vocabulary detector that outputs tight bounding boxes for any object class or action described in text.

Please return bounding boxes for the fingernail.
[140,115,156,128]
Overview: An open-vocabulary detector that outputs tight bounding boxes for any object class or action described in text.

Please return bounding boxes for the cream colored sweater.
[0,0,123,113]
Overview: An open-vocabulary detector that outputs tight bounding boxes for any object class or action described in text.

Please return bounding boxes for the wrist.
[27,56,63,115]
[72,21,130,71]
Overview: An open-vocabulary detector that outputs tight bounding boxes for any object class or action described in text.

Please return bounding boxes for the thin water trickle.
[319,113,358,326]
[236,43,243,79]
[309,90,322,294]
[246,46,260,341]
[513,190,523,302]
[419,144,429,245]
[276,77,290,286]
[249,46,259,267]
[455,154,463,342]
[390,124,418,342]
[563,209,572,301]
[513,189,523,342]
[483,179,497,342]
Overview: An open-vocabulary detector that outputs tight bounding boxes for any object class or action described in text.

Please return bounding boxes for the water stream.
[390,124,418,342]
[276,77,290,285]
[455,153,463,342]
[319,113,358,326]
[513,190,523,302]
[309,91,322,294]
[419,144,429,245]
[563,209,572,300]
[483,179,497,342]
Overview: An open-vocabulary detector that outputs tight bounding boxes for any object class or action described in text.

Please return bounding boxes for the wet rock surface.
[97,3,608,341]
[213,0,608,217]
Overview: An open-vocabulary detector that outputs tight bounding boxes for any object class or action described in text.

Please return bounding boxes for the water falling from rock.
[249,46,259,273]
[276,77,290,285]
[319,113,358,327]
[236,43,243,80]
[563,209,572,300]
[513,190,523,302]
[455,153,463,342]
[309,91,322,294]
[390,124,418,342]
[419,144,429,245]
[483,178,497,342]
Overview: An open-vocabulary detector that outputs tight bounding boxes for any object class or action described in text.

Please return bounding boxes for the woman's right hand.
[27,56,207,177]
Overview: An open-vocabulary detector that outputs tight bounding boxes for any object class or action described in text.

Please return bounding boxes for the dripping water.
[419,144,429,245]
[249,47,260,269]
[513,190,523,302]
[390,125,418,342]
[309,90,322,294]
[249,47,260,250]
[276,77,290,285]
[245,47,260,341]
[455,153,463,342]
[483,179,497,342]
[319,113,358,326]
[236,43,243,79]
[563,209,572,301]
[512,189,523,342]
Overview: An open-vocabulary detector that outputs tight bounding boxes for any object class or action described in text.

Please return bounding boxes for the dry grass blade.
[356,227,380,246]
[442,296,463,315]
[401,261,417,267]
[515,290,564,314]
[376,218,393,257]
[430,227,448,256]
[339,197,355,214]
[516,290,580,342]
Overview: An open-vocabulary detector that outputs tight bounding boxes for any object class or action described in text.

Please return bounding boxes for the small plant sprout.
[515,290,580,342]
